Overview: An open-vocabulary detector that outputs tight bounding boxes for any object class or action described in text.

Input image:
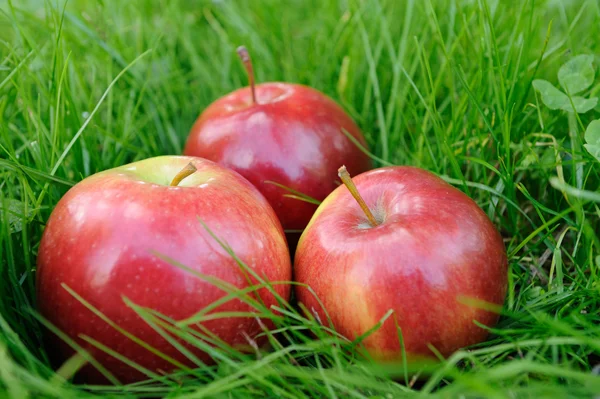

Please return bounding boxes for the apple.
[183,46,372,235]
[36,156,292,384]
[294,166,507,361]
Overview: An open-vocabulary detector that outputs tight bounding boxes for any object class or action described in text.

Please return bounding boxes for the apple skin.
[36,156,291,384]
[294,166,507,361]
[183,82,372,232]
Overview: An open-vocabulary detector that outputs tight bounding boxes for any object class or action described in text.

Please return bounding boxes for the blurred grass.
[1,0,600,397]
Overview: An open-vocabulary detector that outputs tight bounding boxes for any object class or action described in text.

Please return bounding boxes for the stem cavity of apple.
[170,162,197,187]
[337,165,379,227]
[237,46,257,105]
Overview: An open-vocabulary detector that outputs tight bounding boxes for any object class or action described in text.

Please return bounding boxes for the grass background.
[1,0,600,397]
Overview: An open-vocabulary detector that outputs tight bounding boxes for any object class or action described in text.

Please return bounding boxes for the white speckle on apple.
[184,277,195,294]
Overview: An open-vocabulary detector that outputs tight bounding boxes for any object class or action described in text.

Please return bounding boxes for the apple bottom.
[359,308,498,363]
[43,284,284,385]
[297,282,500,363]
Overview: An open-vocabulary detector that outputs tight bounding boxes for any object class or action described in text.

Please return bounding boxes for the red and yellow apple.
[183,47,372,234]
[294,166,507,361]
[36,156,292,383]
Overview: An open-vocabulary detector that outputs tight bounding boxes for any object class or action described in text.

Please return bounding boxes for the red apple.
[183,47,372,234]
[36,156,292,384]
[294,166,507,361]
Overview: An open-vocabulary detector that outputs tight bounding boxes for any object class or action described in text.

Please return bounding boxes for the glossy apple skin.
[36,156,291,384]
[183,82,372,232]
[294,166,507,360]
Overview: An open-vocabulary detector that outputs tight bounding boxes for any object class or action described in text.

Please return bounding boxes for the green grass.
[1,0,600,397]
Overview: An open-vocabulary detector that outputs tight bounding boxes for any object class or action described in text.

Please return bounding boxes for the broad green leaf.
[532,79,598,113]
[557,54,595,95]
[570,96,599,113]
[584,144,600,161]
[584,119,600,162]
[533,80,565,109]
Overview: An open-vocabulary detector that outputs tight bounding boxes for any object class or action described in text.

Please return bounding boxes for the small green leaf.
[585,119,600,144]
[0,198,29,233]
[584,119,600,162]
[558,54,595,95]
[520,151,537,168]
[540,147,556,168]
[533,79,598,113]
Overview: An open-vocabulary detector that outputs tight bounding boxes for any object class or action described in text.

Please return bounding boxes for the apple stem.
[170,162,197,187]
[237,46,257,105]
[338,165,379,227]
